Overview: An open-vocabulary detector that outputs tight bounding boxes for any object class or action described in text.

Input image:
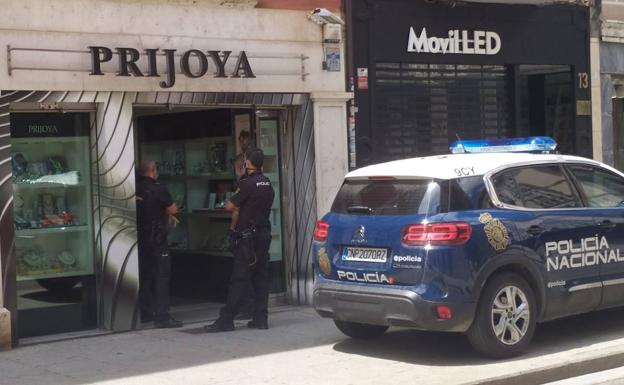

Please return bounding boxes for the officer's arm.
[227,200,240,230]
[227,181,249,217]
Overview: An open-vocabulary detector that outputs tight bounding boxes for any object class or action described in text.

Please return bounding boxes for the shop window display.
[10,112,97,338]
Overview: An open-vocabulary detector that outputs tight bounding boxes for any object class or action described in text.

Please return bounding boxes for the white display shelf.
[262,147,278,156]
[11,137,87,145]
[16,225,89,237]
[17,269,93,282]
[13,182,85,189]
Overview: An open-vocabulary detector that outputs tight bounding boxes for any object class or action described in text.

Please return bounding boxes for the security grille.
[374,63,511,161]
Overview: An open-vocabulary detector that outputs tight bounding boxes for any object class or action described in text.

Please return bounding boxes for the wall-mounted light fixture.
[307,8,344,72]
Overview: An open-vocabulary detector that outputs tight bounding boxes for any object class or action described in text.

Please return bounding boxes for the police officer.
[205,149,275,332]
[137,160,183,328]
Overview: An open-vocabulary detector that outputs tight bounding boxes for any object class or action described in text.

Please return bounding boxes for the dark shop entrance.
[348,0,592,167]
[134,106,285,323]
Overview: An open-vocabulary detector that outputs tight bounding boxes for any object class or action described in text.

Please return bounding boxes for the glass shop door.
[255,111,286,293]
[10,112,97,338]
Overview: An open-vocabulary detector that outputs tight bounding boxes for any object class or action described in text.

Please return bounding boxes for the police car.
[313,137,624,358]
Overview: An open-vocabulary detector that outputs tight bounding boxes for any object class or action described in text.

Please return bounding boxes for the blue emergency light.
[449,136,557,154]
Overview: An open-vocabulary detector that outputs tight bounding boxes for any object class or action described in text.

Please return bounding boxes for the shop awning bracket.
[7,45,11,76]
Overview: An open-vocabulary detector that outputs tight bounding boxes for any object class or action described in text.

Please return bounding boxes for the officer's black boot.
[204,318,235,333]
[154,314,183,328]
[247,319,268,330]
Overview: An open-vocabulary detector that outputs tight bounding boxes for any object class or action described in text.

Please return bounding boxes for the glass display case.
[140,136,237,256]
[12,131,94,279]
[139,123,283,262]
[10,112,97,338]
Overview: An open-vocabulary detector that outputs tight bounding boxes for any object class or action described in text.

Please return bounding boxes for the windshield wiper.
[346,205,374,214]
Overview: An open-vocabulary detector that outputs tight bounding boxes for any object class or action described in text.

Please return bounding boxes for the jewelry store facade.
[346,0,592,167]
[0,0,350,347]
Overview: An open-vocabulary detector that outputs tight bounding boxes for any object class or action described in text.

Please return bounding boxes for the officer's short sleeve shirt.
[137,176,174,223]
[229,171,274,231]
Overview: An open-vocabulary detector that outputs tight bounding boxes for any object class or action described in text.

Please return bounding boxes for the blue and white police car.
[313,137,624,358]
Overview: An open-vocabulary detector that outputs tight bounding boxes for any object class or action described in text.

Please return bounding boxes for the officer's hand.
[168,215,179,227]
[227,229,240,252]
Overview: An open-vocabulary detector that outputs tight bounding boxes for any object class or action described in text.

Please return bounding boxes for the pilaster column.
[311,91,353,218]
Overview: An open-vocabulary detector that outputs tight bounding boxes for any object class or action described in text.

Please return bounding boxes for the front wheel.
[334,320,389,339]
[467,272,536,358]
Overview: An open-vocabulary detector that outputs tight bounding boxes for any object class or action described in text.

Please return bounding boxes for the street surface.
[3,306,624,384]
[546,367,624,385]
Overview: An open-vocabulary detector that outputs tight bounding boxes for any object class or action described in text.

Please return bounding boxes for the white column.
[591,37,603,162]
[311,92,353,218]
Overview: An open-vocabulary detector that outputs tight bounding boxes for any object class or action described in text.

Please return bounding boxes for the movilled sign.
[88,47,256,89]
[407,27,501,55]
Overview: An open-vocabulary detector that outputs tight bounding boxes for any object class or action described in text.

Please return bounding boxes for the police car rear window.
[331,179,436,215]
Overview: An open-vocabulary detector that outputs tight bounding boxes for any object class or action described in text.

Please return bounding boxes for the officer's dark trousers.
[139,249,171,320]
[220,229,271,323]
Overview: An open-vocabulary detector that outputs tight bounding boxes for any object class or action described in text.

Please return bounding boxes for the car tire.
[334,320,389,339]
[467,272,536,358]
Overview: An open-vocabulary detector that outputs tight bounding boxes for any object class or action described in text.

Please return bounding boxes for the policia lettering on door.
[546,236,623,272]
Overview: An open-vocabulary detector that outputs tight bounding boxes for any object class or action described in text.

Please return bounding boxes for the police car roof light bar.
[449,136,557,154]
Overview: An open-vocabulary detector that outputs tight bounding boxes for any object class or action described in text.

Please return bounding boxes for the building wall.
[0,0,351,347]
[598,0,624,167]
[0,0,344,93]
[257,0,341,11]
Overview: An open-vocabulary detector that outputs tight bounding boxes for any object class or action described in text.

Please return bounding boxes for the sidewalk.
[3,306,624,385]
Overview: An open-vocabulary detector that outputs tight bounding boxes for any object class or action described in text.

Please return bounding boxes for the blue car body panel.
[313,154,624,333]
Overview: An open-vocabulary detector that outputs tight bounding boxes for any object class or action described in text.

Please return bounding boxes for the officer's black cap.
[246,148,264,169]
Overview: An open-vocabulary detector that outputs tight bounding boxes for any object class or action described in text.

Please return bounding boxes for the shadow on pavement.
[332,306,624,366]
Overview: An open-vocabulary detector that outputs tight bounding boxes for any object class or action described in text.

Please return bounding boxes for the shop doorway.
[134,107,285,324]
[517,65,574,154]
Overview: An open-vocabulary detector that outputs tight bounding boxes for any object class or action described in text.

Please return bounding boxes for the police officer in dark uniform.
[137,160,183,328]
[205,149,275,332]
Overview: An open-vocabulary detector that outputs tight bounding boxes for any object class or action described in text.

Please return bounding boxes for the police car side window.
[492,165,580,209]
[568,165,624,208]
[446,176,490,211]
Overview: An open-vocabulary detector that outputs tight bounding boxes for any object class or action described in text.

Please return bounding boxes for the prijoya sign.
[407,27,501,55]
[88,46,255,89]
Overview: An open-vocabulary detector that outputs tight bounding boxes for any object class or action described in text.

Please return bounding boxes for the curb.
[463,349,624,385]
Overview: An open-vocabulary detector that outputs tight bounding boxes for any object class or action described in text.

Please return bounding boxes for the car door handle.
[527,225,543,236]
[597,220,617,229]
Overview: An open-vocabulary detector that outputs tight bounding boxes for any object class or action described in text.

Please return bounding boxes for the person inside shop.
[205,148,275,332]
[136,159,183,328]
[235,130,254,176]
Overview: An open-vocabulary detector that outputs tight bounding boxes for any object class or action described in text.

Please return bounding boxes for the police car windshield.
[331,179,438,215]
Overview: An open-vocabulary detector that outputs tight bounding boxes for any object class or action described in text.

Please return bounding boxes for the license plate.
[341,247,388,263]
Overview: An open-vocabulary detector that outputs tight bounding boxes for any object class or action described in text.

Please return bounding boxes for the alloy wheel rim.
[490,285,530,346]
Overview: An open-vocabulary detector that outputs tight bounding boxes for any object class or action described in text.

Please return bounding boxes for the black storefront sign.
[10,113,90,138]
[347,0,591,166]
[88,47,255,89]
